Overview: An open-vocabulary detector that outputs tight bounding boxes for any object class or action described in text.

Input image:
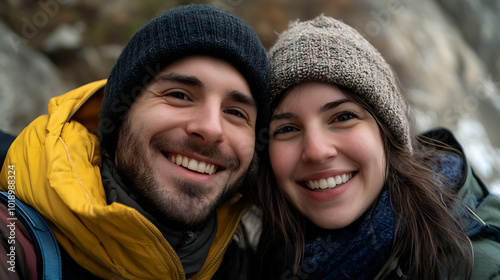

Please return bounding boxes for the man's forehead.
[148,56,254,100]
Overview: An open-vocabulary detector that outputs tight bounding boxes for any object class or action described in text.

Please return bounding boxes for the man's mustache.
[150,135,240,170]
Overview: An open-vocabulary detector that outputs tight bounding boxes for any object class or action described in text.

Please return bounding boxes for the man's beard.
[115,118,249,229]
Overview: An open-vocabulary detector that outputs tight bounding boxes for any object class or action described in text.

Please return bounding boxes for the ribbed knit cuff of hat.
[268,15,412,152]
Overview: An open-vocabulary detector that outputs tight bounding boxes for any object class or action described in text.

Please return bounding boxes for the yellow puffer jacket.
[0,80,250,279]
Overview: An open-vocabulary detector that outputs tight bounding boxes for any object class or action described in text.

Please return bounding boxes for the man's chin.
[152,196,219,229]
[153,181,241,229]
[120,158,246,229]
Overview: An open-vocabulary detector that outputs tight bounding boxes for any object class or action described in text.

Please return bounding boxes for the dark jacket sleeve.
[423,128,500,279]
[460,165,500,279]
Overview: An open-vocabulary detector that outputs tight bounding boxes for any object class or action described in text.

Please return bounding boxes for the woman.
[254,15,500,279]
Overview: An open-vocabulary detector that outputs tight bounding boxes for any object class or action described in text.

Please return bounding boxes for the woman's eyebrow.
[319,99,350,113]
[271,99,351,122]
[270,112,298,122]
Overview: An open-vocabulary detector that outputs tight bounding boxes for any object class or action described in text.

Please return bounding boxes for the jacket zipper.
[465,205,487,226]
[194,206,248,279]
[138,214,187,280]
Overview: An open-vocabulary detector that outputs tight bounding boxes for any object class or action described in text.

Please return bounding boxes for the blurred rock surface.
[0,23,70,135]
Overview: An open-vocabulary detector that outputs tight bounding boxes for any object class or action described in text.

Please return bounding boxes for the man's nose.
[186,102,224,145]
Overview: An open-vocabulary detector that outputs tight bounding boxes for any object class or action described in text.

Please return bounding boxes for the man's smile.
[165,152,221,175]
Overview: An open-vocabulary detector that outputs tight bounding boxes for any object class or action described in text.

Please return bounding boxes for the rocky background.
[1,0,499,192]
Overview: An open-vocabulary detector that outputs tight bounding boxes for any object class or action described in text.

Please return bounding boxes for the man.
[0,4,269,279]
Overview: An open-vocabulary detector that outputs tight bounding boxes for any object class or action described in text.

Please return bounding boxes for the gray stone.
[0,23,70,135]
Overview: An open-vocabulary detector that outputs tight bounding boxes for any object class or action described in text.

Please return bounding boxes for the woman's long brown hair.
[253,86,473,279]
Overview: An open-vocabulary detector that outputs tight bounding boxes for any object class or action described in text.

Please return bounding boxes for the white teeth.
[196,162,206,173]
[169,154,217,175]
[319,179,328,189]
[187,159,198,171]
[335,175,342,185]
[306,173,353,190]
[327,177,336,188]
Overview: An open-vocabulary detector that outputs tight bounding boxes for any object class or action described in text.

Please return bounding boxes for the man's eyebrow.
[153,73,203,87]
[227,90,256,108]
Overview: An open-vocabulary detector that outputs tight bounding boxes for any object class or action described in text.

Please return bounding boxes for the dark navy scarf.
[271,152,480,280]
[275,190,397,280]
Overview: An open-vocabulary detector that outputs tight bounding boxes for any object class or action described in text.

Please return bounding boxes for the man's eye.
[225,109,247,120]
[166,91,190,100]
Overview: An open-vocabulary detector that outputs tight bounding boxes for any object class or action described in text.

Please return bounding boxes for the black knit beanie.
[99,4,269,157]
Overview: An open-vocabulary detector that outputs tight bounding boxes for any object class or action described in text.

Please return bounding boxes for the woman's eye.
[273,126,298,136]
[333,112,356,122]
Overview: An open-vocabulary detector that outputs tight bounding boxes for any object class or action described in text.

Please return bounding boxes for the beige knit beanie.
[268,15,412,151]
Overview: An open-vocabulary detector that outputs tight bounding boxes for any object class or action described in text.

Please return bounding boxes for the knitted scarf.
[275,190,397,280]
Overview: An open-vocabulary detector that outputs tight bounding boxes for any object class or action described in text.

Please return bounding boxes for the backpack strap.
[0,130,16,168]
[0,192,61,279]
